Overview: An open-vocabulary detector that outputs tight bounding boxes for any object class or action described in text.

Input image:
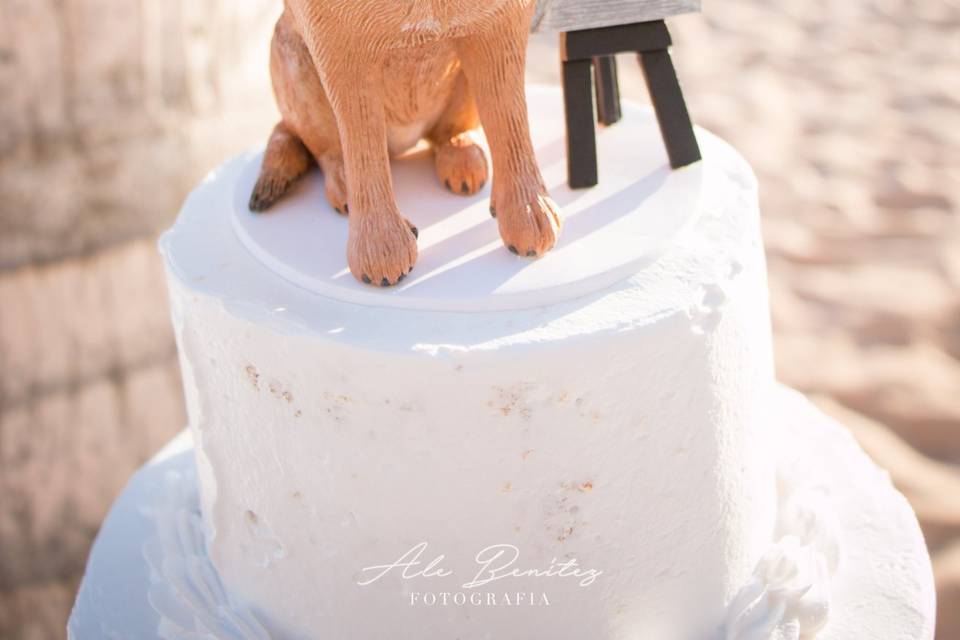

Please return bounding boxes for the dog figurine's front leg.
[456,3,562,258]
[289,14,418,287]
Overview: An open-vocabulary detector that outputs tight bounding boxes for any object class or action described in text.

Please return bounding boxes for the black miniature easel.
[560,20,701,188]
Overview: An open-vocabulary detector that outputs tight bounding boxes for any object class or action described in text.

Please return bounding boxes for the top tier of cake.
[160,87,777,639]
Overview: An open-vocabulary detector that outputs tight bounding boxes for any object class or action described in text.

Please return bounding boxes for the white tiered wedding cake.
[68,88,934,640]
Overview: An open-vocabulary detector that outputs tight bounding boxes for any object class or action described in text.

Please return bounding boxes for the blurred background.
[0,0,957,638]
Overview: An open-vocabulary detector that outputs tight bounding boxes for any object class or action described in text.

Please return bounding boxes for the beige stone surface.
[0,2,279,637]
[0,579,79,640]
[0,0,280,270]
[0,0,957,638]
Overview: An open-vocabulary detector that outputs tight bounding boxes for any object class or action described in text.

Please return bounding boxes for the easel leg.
[593,56,622,126]
[562,58,599,188]
[638,49,701,169]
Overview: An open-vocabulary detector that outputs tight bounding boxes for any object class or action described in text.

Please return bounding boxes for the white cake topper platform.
[67,386,935,639]
[230,87,704,312]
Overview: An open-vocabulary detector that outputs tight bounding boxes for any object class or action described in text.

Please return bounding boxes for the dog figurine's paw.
[348,213,419,286]
[435,132,489,196]
[249,123,312,213]
[250,171,297,213]
[319,155,349,215]
[494,192,562,258]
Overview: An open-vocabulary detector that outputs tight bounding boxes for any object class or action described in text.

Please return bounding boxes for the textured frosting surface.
[144,469,270,639]
[724,463,841,639]
[66,389,936,640]
[160,94,778,639]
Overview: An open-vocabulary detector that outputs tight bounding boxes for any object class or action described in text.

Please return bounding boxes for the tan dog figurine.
[250,0,562,286]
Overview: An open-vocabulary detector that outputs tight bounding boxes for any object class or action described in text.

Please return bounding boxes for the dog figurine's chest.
[379,44,462,154]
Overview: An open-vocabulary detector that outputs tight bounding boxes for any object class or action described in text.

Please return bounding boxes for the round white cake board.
[229,86,704,312]
[67,385,935,639]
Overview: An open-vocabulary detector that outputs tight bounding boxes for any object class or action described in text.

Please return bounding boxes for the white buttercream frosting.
[143,470,270,640]
[159,89,778,638]
[135,448,843,640]
[67,385,936,640]
[724,467,841,640]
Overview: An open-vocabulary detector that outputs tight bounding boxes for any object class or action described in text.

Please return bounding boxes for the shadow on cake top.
[230,89,705,313]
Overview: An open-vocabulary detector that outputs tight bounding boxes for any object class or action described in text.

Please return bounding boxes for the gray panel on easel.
[532,0,701,32]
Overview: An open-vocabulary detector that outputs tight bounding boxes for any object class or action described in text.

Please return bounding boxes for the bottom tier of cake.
[68,385,935,640]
